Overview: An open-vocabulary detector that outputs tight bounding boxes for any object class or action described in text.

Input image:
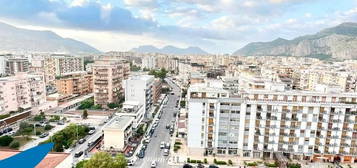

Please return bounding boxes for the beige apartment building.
[44,54,84,85]
[55,71,93,96]
[92,59,129,107]
[0,73,46,115]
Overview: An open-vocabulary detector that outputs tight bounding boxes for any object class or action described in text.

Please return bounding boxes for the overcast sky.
[1,0,357,54]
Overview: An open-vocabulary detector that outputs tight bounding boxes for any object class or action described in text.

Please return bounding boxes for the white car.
[127,159,135,166]
[151,161,157,168]
[163,149,169,156]
[160,141,165,149]
[144,138,151,144]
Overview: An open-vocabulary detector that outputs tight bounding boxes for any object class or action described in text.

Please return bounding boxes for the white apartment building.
[118,101,145,129]
[0,73,46,114]
[141,56,156,70]
[123,75,155,116]
[187,81,357,163]
[103,116,134,152]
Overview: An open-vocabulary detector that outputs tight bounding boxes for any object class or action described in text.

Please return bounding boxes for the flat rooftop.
[105,116,134,130]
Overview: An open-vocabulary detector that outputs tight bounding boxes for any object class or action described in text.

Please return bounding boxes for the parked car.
[197,163,205,168]
[57,121,64,125]
[39,132,49,138]
[160,141,166,149]
[74,151,83,157]
[78,138,86,144]
[166,124,170,129]
[88,130,95,135]
[137,149,145,158]
[144,138,150,144]
[87,141,93,147]
[208,165,219,168]
[127,159,135,166]
[166,142,170,149]
[183,164,193,168]
[151,161,157,168]
[163,149,169,156]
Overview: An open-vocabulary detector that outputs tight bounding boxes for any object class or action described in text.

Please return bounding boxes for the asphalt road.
[132,78,181,168]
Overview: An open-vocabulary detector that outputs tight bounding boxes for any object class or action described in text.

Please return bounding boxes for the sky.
[0,0,357,54]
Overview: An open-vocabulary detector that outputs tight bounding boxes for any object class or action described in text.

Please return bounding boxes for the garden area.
[15,121,54,137]
[41,124,89,152]
[77,98,102,110]
[0,135,33,149]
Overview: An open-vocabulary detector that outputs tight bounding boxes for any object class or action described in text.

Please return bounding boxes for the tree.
[9,140,20,149]
[0,136,14,146]
[113,154,127,168]
[107,103,119,109]
[82,110,88,119]
[76,160,89,168]
[83,152,127,168]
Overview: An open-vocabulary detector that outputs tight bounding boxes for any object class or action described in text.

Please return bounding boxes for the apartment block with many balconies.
[187,80,357,163]
[44,54,84,85]
[92,59,129,107]
[55,71,93,96]
[0,72,46,115]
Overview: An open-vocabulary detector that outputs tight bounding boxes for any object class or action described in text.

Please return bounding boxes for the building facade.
[124,75,155,115]
[0,73,46,114]
[92,59,129,107]
[55,71,93,96]
[187,82,357,163]
[103,116,134,152]
[44,55,84,85]
[6,57,29,75]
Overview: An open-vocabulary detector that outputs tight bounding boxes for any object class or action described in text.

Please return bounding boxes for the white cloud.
[212,16,236,30]
[100,3,113,22]
[69,0,88,7]
[123,0,157,7]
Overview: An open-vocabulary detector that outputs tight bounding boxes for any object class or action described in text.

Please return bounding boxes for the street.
[131,78,181,168]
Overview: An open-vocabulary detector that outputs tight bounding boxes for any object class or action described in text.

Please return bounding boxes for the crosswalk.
[142,156,169,163]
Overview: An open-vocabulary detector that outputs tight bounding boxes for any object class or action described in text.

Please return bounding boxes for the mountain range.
[0,22,99,54]
[234,22,357,60]
[131,45,209,55]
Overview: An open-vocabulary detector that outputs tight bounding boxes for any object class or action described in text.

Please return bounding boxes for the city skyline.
[0,0,357,53]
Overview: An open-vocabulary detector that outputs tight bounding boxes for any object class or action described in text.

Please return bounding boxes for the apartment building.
[6,57,29,75]
[187,81,357,163]
[152,78,162,104]
[141,56,156,70]
[92,59,129,107]
[119,101,145,129]
[103,116,134,152]
[44,55,84,84]
[0,73,46,114]
[0,55,6,75]
[123,75,155,115]
[55,71,93,96]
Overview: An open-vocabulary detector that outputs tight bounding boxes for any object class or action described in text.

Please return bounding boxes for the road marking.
[142,156,169,163]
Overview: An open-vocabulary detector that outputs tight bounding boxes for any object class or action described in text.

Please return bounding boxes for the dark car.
[182,164,193,168]
[137,149,145,158]
[2,127,12,133]
[208,165,219,168]
[74,151,83,157]
[197,163,205,168]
